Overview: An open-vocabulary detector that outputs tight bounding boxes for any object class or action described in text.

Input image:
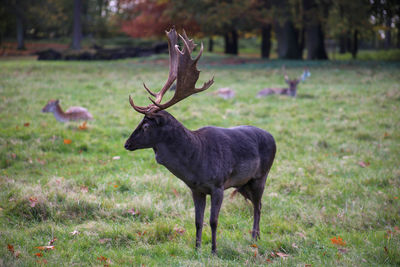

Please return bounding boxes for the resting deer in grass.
[42,99,93,122]
[124,28,276,254]
[257,67,310,98]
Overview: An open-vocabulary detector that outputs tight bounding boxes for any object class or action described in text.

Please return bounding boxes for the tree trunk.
[339,34,346,53]
[208,37,214,53]
[72,0,82,50]
[385,18,392,49]
[397,23,400,48]
[261,24,271,58]
[16,11,25,50]
[224,30,238,55]
[275,20,302,59]
[351,29,358,59]
[306,23,328,60]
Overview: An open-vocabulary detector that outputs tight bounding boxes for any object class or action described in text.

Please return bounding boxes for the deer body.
[124,28,276,253]
[257,68,310,98]
[125,111,276,252]
[42,100,93,122]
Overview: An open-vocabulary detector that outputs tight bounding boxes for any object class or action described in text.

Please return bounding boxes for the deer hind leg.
[210,187,224,254]
[237,176,267,239]
[192,191,206,249]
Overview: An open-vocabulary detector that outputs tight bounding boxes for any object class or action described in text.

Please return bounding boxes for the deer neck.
[52,104,69,122]
[153,124,198,178]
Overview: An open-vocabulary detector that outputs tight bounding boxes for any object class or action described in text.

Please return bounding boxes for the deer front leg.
[210,188,224,254]
[192,191,206,249]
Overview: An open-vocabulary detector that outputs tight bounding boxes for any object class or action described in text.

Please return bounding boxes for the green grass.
[0,56,399,266]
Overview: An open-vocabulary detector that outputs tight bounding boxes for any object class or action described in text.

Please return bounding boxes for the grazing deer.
[257,68,310,98]
[42,99,93,122]
[124,28,276,254]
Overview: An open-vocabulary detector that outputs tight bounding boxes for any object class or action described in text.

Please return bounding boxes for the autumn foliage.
[120,0,199,38]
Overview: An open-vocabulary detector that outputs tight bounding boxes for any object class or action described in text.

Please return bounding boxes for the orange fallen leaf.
[78,121,87,130]
[174,226,186,235]
[305,264,312,267]
[35,252,43,257]
[63,139,72,144]
[266,259,272,263]
[250,244,258,248]
[330,236,346,246]
[113,184,119,188]
[24,122,30,127]
[35,246,54,250]
[97,255,108,262]
[7,244,14,253]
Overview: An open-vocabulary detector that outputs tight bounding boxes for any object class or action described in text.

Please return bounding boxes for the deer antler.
[129,27,214,114]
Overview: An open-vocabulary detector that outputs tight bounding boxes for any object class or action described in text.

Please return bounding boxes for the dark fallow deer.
[124,28,276,254]
[257,67,310,98]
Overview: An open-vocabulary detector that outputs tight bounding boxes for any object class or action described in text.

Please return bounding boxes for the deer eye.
[142,123,149,131]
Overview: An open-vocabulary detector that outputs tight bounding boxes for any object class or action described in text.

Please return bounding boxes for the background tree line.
[1,0,399,59]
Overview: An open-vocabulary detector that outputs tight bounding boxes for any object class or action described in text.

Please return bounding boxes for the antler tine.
[129,95,149,114]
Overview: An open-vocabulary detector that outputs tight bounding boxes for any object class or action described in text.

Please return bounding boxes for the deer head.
[42,99,60,113]
[283,67,310,97]
[125,28,214,151]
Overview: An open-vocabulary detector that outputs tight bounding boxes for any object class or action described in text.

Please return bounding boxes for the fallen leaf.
[97,256,108,262]
[113,184,119,188]
[7,244,14,253]
[112,156,120,160]
[24,122,30,127]
[34,252,43,257]
[63,139,72,144]
[137,231,146,236]
[266,259,272,263]
[127,208,140,216]
[384,246,389,253]
[305,264,311,267]
[330,236,346,246]
[276,252,289,258]
[70,230,80,236]
[29,197,38,207]
[172,188,179,197]
[78,121,87,130]
[384,132,390,138]
[174,226,186,235]
[35,246,54,250]
[250,244,258,248]
[358,161,370,168]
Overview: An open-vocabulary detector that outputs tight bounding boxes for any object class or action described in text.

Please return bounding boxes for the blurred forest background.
[1,0,399,60]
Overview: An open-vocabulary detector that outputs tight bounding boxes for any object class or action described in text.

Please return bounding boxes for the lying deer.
[257,68,310,98]
[42,99,93,122]
[124,28,276,254]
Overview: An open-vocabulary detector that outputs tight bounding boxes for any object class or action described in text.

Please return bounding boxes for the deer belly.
[223,160,260,189]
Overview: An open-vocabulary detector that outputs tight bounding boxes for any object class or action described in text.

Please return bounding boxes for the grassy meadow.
[0,55,399,266]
